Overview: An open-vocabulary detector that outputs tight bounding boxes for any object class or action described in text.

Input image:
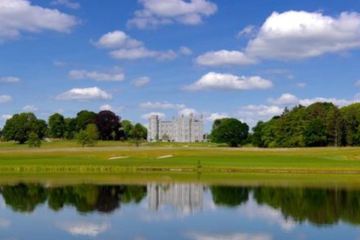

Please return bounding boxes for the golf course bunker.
[108,156,129,160]
[157,155,174,159]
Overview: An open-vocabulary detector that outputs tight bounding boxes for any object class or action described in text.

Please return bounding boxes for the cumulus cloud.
[246,11,360,60]
[0,76,20,83]
[142,112,165,119]
[197,10,360,66]
[51,0,80,9]
[187,232,272,240]
[140,101,186,110]
[1,114,12,121]
[0,95,12,103]
[56,87,112,101]
[0,0,78,41]
[95,30,142,49]
[95,30,177,60]
[237,25,256,38]
[179,108,197,116]
[110,47,176,60]
[238,104,284,126]
[298,97,354,106]
[133,76,150,87]
[99,104,112,111]
[179,46,193,55]
[185,72,273,91]
[69,69,125,82]
[58,222,109,237]
[196,50,256,66]
[269,93,357,107]
[22,105,38,112]
[206,113,229,121]
[268,93,299,105]
[127,0,217,29]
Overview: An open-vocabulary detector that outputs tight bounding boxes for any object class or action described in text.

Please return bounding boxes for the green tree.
[64,118,77,139]
[75,110,96,131]
[48,113,66,138]
[2,113,47,144]
[28,132,41,148]
[121,120,134,140]
[211,118,249,147]
[130,123,147,146]
[77,124,99,147]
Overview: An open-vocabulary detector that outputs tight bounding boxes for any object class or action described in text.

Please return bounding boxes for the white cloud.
[296,82,307,88]
[238,104,284,126]
[206,113,229,121]
[179,46,192,55]
[0,76,20,83]
[96,30,177,60]
[58,222,109,237]
[99,104,112,111]
[185,72,273,91]
[142,112,165,119]
[240,197,296,232]
[51,0,80,9]
[1,114,12,121]
[110,47,176,60]
[188,232,272,240]
[197,10,360,66]
[56,87,112,101]
[237,25,256,38]
[0,95,12,103]
[95,30,141,49]
[246,11,360,60]
[196,50,256,66]
[179,108,197,116]
[69,69,125,82]
[140,101,185,110]
[22,105,38,112]
[0,0,78,41]
[268,93,299,105]
[128,0,217,29]
[133,76,150,87]
[299,97,353,106]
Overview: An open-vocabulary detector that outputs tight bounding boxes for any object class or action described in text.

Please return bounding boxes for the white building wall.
[148,114,204,142]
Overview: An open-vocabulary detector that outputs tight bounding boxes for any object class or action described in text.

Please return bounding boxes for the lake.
[0,182,359,240]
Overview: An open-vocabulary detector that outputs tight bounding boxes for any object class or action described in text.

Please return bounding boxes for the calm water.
[0,183,360,240]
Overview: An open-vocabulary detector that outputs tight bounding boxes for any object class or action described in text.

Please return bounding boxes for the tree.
[75,110,96,131]
[130,123,147,146]
[48,113,66,138]
[2,113,47,144]
[64,118,77,139]
[121,120,134,140]
[211,118,249,147]
[95,111,121,140]
[28,132,41,148]
[77,124,99,147]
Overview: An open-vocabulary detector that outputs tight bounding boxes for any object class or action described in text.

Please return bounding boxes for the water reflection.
[1,183,360,239]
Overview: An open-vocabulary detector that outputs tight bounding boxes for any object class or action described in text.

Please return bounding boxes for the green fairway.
[2,141,360,186]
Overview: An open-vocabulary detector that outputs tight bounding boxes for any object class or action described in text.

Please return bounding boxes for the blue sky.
[1,0,360,131]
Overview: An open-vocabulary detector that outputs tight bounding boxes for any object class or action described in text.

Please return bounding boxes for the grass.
[2,140,360,186]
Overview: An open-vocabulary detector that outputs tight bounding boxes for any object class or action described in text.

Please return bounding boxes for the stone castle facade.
[147,114,204,142]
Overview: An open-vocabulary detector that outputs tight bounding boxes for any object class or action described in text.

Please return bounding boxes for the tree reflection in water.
[1,183,360,226]
[0,184,146,214]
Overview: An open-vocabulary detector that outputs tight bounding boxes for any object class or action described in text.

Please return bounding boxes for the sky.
[1,0,360,131]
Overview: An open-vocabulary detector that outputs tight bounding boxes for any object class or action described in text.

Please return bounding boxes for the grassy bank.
[1,142,360,183]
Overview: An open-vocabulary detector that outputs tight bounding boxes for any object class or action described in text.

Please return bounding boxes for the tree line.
[210,102,360,147]
[0,110,147,147]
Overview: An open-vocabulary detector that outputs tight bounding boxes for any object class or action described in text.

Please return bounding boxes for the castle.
[147,114,204,142]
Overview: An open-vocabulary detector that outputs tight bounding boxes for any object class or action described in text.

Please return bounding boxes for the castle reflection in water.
[147,183,204,213]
